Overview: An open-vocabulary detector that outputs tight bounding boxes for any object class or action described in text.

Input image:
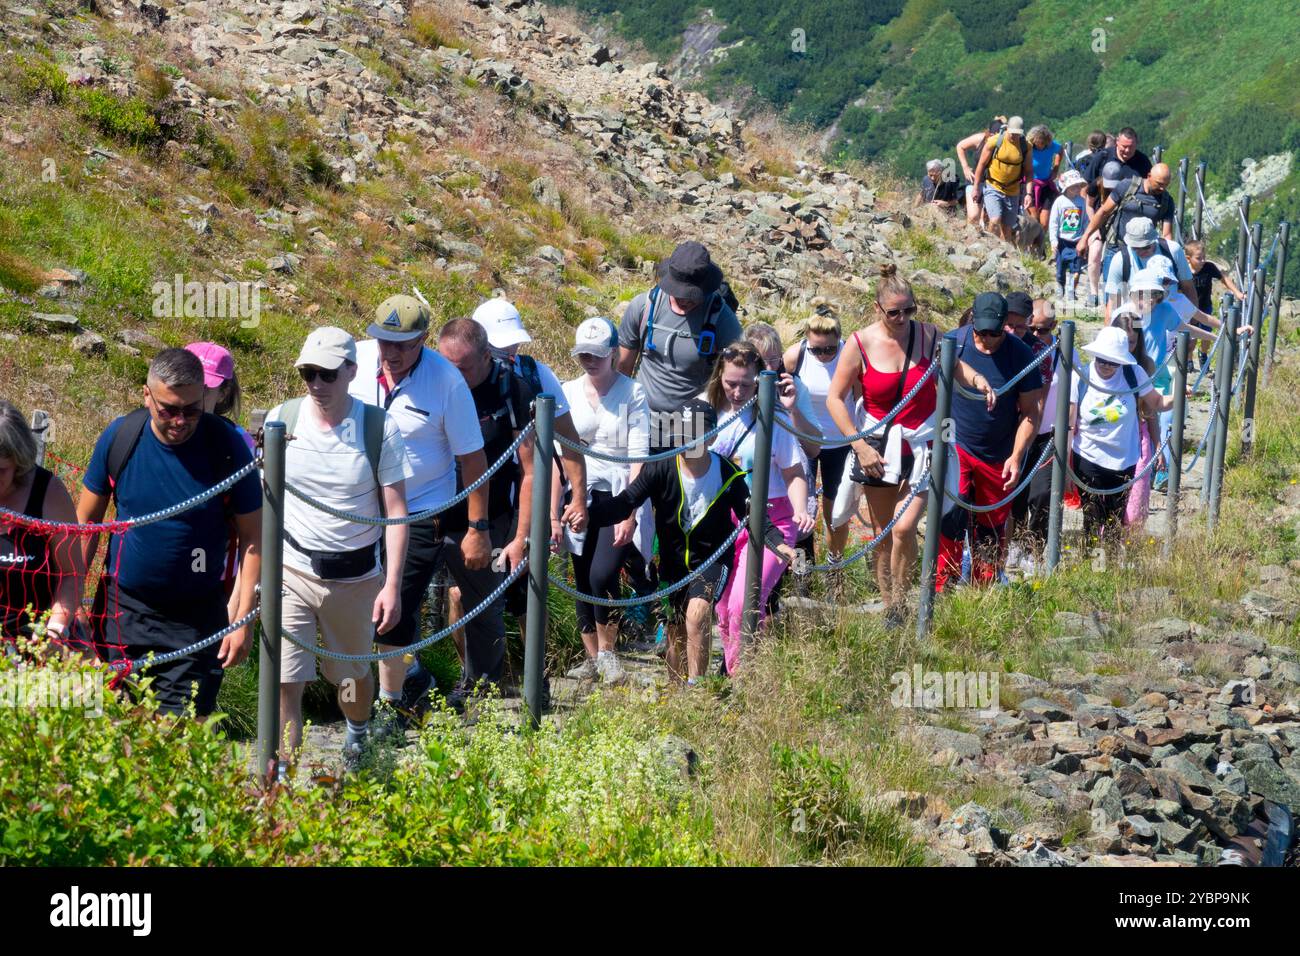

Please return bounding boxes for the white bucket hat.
[1057,169,1085,191]
[471,298,532,349]
[1130,268,1166,294]
[1124,217,1158,248]
[1146,255,1178,285]
[1084,325,1137,366]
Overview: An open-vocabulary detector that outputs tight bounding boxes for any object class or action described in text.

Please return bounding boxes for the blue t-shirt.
[1032,142,1063,181]
[84,414,262,599]
[948,326,1044,463]
[1142,301,1183,389]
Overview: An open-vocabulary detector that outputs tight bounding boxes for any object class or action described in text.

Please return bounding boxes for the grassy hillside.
[563,0,1300,294]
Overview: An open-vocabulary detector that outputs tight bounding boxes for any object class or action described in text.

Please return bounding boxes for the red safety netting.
[0,463,133,681]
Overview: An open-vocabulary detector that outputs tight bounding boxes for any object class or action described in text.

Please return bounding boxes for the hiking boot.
[400,661,435,718]
[566,657,598,681]
[595,650,626,684]
[883,605,908,631]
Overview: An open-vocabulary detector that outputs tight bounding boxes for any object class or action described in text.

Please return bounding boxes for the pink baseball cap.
[185,341,235,388]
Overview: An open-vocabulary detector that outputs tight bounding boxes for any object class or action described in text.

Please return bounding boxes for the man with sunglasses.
[79,348,263,717]
[937,292,1044,590]
[270,328,413,774]
[350,294,488,728]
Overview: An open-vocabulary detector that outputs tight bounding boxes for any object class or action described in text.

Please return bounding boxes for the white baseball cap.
[295,326,356,369]
[572,317,618,357]
[1084,325,1136,366]
[471,298,531,349]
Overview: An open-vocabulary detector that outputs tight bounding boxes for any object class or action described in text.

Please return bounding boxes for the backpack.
[1118,239,1175,284]
[1104,177,1155,247]
[638,280,736,365]
[105,407,241,595]
[279,397,385,495]
[985,129,1027,191]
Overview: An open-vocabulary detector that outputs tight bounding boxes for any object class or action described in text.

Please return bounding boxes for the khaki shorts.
[281,564,382,686]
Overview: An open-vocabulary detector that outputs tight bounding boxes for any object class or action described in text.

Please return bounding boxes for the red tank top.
[855,323,937,429]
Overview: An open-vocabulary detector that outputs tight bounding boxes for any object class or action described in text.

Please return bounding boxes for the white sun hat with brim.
[1145,255,1178,285]
[1129,268,1167,295]
[1084,325,1137,366]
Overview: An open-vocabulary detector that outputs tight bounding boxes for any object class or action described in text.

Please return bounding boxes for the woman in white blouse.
[556,317,652,684]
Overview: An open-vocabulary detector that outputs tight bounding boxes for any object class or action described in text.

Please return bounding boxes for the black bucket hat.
[657,241,723,301]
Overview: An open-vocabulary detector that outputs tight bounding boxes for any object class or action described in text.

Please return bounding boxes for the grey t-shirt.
[618,289,742,415]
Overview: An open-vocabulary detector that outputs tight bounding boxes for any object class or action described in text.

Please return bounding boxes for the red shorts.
[936,445,1014,591]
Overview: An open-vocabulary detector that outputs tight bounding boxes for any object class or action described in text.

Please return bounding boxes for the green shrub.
[73,88,163,147]
[15,56,68,104]
[770,742,924,863]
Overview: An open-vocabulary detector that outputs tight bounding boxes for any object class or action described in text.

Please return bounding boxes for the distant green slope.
[565,1,1300,292]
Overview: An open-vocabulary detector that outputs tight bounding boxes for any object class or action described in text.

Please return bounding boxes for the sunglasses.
[720,346,759,363]
[973,328,1005,339]
[1030,326,1055,337]
[808,344,838,358]
[378,337,423,353]
[299,366,340,384]
[1094,358,1119,369]
[880,304,918,320]
[147,387,203,421]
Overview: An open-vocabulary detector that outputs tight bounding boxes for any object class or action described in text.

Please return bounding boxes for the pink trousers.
[716,496,798,674]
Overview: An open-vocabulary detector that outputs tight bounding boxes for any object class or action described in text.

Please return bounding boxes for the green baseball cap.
[369,294,430,342]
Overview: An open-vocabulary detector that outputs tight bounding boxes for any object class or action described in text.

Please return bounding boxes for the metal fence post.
[1266,221,1291,374]
[1165,332,1190,559]
[257,422,285,783]
[1045,321,1074,572]
[1236,196,1251,283]
[1207,304,1239,531]
[1194,162,1206,240]
[524,394,554,731]
[1241,267,1266,457]
[916,338,955,640]
[1176,157,1189,241]
[29,410,49,468]
[743,372,776,645]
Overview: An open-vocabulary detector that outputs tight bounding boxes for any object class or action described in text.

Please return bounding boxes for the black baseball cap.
[679,398,718,435]
[1005,292,1034,318]
[971,292,1008,332]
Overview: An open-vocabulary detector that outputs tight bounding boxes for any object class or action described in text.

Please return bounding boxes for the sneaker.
[566,657,598,681]
[342,737,367,773]
[1153,471,1169,493]
[883,605,907,631]
[595,650,626,684]
[371,699,408,746]
[1019,553,1039,578]
[1005,543,1024,571]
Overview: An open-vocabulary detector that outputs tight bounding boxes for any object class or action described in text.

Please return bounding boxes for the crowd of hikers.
[0,120,1254,772]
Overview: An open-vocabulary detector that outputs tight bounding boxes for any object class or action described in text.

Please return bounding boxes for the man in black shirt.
[1081,126,1152,199]
[919,159,960,210]
[437,318,537,691]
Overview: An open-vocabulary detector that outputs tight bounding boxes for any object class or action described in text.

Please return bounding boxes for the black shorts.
[663,560,728,625]
[812,444,852,505]
[93,580,229,717]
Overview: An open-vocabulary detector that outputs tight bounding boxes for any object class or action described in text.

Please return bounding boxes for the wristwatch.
[468,518,491,531]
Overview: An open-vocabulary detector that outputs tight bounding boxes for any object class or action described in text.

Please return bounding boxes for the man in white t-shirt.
[271,327,413,775]
[350,294,489,730]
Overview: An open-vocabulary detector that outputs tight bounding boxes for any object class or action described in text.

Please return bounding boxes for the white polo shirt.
[350,339,485,511]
